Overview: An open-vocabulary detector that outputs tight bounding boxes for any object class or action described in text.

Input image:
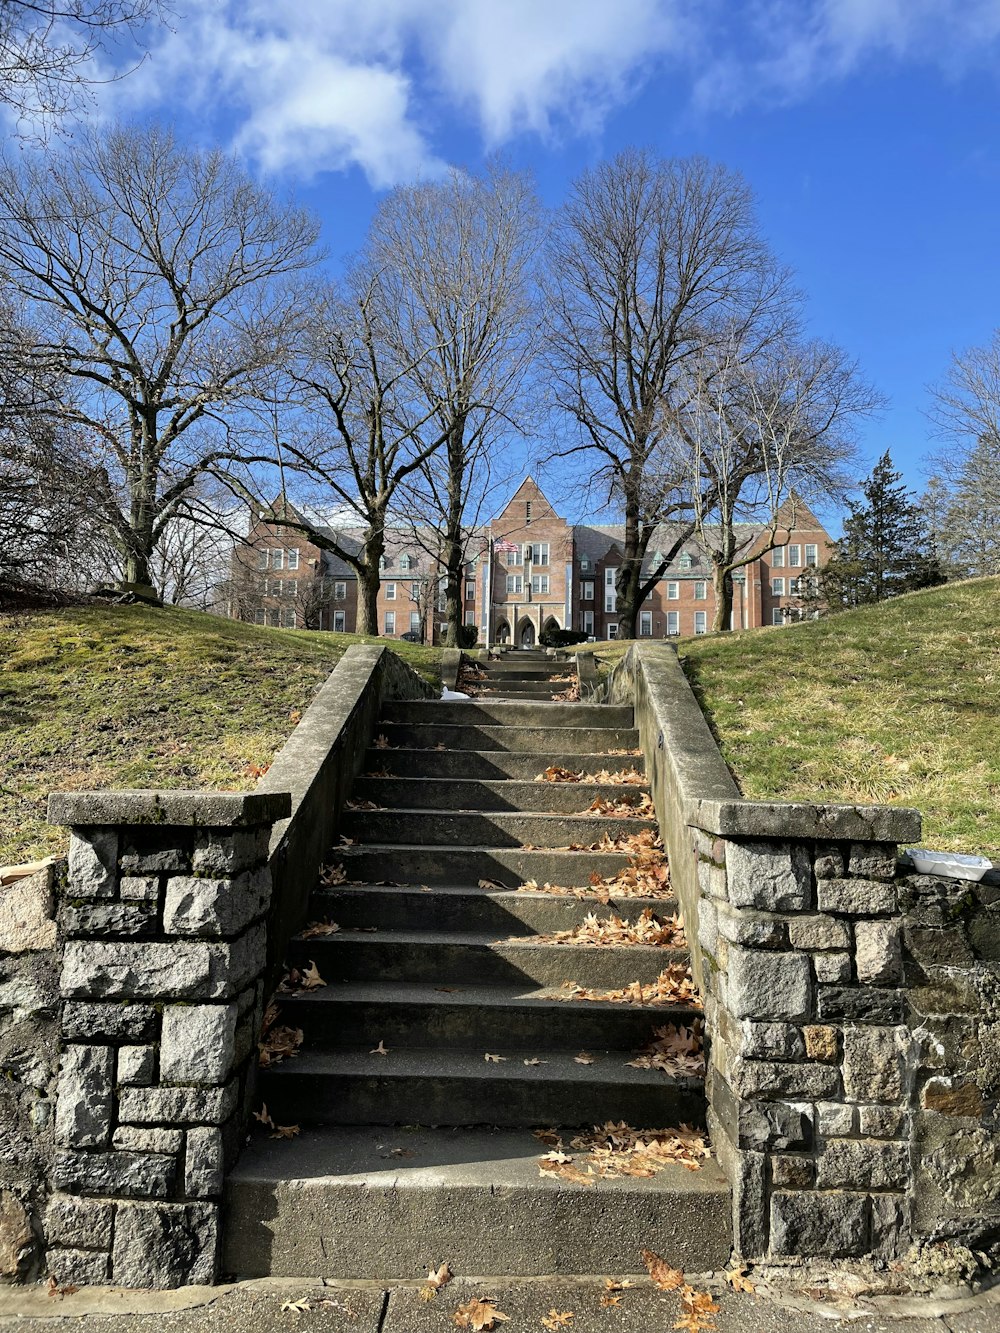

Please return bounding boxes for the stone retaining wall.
[608,642,998,1263]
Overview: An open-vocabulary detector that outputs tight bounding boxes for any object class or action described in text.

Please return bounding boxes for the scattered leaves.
[535,764,585,783]
[556,965,701,1008]
[374,733,393,748]
[552,683,581,702]
[583,793,656,818]
[258,1013,304,1068]
[627,1021,705,1078]
[253,1103,299,1140]
[46,1276,79,1298]
[674,1285,720,1332]
[641,1249,685,1291]
[246,761,270,779]
[452,1297,510,1329]
[541,1311,575,1329]
[300,919,340,938]
[535,1121,710,1180]
[525,907,684,949]
[346,797,383,811]
[370,1039,389,1056]
[319,862,346,886]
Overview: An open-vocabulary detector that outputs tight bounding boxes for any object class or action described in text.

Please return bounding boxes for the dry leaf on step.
[479,878,505,889]
[425,1261,453,1290]
[271,1122,300,1140]
[452,1296,510,1329]
[369,1039,389,1056]
[523,1057,547,1066]
[641,1249,685,1290]
[280,1297,312,1313]
[574,1051,595,1065]
[299,961,327,990]
[484,1052,506,1063]
[541,1312,575,1329]
[674,1286,720,1332]
[724,1266,755,1293]
[253,1103,275,1130]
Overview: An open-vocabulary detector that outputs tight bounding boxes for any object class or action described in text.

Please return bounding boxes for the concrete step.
[351,777,649,812]
[481,667,567,679]
[362,749,645,780]
[471,683,568,698]
[372,723,640,753]
[340,809,657,849]
[255,1044,705,1128]
[288,928,685,987]
[309,883,676,933]
[270,979,698,1051]
[335,844,637,887]
[223,1125,732,1278]
[380,700,631,728]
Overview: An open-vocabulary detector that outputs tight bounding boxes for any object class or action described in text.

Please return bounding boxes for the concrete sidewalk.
[2,1276,999,1333]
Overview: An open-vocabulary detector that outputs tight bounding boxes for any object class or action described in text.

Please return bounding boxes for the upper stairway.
[224,677,730,1281]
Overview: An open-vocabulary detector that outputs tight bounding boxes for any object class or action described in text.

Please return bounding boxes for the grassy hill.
[0,604,441,866]
[680,578,1000,856]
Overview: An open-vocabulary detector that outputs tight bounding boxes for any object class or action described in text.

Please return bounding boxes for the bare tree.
[544,149,797,637]
[928,331,1000,454]
[0,0,164,127]
[367,164,540,646]
[0,122,320,594]
[677,335,873,629]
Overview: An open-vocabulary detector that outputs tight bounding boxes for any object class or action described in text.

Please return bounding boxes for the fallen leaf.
[484,1052,507,1063]
[641,1249,685,1291]
[574,1051,595,1065]
[478,878,506,889]
[723,1266,755,1294]
[426,1261,453,1291]
[253,1103,275,1130]
[453,1297,510,1330]
[299,960,327,990]
[523,1057,548,1066]
[673,1285,720,1332]
[319,862,347,886]
[280,1297,312,1313]
[541,1150,573,1164]
[374,733,392,749]
[599,1293,621,1307]
[370,1039,389,1056]
[418,1286,437,1303]
[541,1312,574,1329]
[300,919,340,938]
[271,1122,300,1140]
[289,709,303,723]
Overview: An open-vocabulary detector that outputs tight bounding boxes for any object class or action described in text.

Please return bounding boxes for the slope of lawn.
[0,603,441,866]
[678,578,1000,856]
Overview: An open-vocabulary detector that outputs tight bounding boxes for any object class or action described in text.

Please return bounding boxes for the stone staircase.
[223,656,731,1279]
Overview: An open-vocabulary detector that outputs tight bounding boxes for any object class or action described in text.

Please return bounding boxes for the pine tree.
[819,451,944,609]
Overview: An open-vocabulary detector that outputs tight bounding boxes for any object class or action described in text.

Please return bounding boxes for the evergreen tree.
[819,452,944,609]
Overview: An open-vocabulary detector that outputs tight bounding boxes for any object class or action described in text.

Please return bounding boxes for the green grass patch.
[0,604,441,865]
[677,578,1000,856]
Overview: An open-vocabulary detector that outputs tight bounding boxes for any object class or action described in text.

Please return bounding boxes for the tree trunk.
[443,424,466,648]
[357,566,380,635]
[711,562,734,632]
[616,494,642,637]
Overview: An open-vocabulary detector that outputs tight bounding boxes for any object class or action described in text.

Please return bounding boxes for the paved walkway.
[2,1276,999,1333]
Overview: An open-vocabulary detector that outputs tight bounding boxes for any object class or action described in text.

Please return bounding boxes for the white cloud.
[93,0,1000,186]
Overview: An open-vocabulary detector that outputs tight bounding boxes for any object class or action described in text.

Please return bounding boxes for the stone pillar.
[44,790,290,1289]
[696,822,916,1262]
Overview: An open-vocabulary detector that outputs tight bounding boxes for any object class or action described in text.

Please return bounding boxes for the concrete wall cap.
[684,797,921,843]
[47,790,292,829]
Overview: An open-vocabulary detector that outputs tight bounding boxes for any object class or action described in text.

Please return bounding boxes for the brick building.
[230,480,832,643]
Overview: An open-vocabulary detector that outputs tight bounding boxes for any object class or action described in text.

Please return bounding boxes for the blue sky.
[92,0,1000,523]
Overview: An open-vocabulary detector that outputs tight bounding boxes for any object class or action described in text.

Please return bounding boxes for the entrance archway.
[495,618,510,645]
[516,616,535,648]
[542,615,560,638]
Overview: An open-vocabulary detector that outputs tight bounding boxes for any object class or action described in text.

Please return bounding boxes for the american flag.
[493,537,519,554]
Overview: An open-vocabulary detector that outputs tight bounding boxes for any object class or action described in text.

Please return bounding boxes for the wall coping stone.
[48,791,291,829]
[686,797,922,843]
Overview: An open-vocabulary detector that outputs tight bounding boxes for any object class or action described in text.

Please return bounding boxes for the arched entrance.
[516,616,535,648]
[542,615,560,638]
[495,618,510,645]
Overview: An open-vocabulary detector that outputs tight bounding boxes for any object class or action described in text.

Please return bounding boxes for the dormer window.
[679,552,693,570]
[580,555,590,572]
[651,550,663,569]
[400,553,411,570]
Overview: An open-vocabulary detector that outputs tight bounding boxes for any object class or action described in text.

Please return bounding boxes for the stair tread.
[260,1044,702,1087]
[274,977,697,1016]
[311,883,673,904]
[294,926,684,951]
[228,1125,725,1192]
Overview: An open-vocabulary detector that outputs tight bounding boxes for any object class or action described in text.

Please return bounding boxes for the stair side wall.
[607,643,999,1265]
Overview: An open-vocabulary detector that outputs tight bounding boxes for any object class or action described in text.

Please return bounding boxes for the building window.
[667,582,679,600]
[640,610,652,636]
[605,567,617,613]
[582,610,594,635]
[268,608,280,627]
[772,608,785,626]
[581,581,594,601]
[437,581,447,612]
[772,546,785,568]
[530,574,549,594]
[410,612,421,632]
[505,545,522,567]
[400,553,411,570]
[789,544,801,567]
[694,611,707,635]
[269,578,282,597]
[579,555,591,572]
[771,577,785,596]
[384,611,395,635]
[667,611,679,636]
[254,608,265,624]
[694,581,707,600]
[286,549,299,571]
[607,623,618,640]
[385,582,396,600]
[334,611,345,632]
[506,574,523,594]
[805,544,818,567]
[465,610,476,626]
[465,581,475,601]
[270,548,284,570]
[334,581,346,601]
[528,542,549,566]
[525,500,532,523]
[411,582,421,601]
[257,549,268,570]
[282,609,296,629]
[679,552,693,570]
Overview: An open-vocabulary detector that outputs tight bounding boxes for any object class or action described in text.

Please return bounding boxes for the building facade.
[230,480,832,643]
